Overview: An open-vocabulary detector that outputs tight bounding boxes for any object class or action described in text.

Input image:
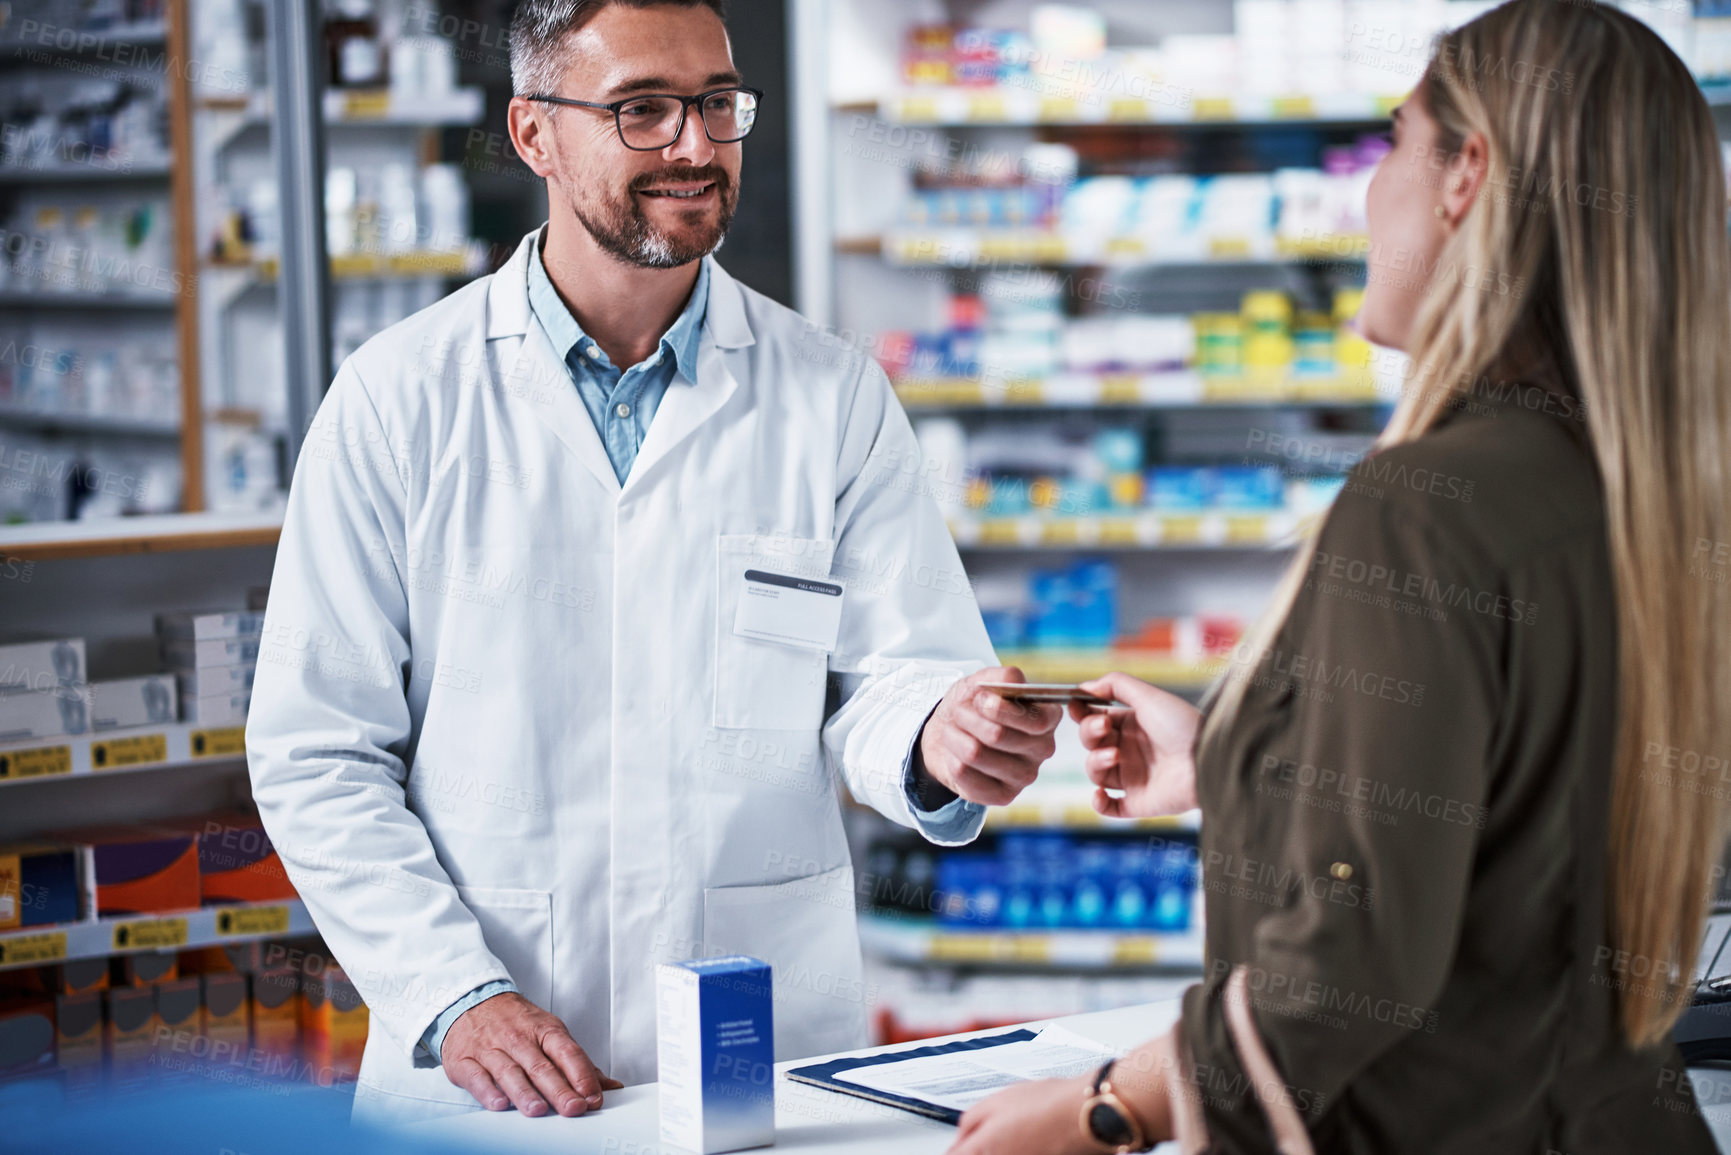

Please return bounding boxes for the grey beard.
[572,182,736,269]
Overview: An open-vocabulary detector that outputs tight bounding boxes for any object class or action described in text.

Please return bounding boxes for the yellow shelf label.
[1001,380,1045,406]
[90,733,168,770]
[1271,95,1317,119]
[216,905,290,938]
[1225,515,1270,543]
[1038,97,1081,122]
[967,93,1007,121]
[1161,515,1204,544]
[930,934,1051,963]
[0,744,72,780]
[1209,236,1253,259]
[341,90,392,119]
[190,727,247,758]
[1374,94,1405,116]
[977,520,1021,546]
[1097,518,1141,546]
[897,96,939,122]
[112,917,189,952]
[1098,375,1141,405]
[1192,96,1234,120]
[1039,520,1081,546]
[0,931,68,967]
[1107,97,1151,122]
[1112,937,1160,965]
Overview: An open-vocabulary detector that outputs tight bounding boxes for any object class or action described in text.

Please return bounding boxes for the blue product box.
[1213,465,1285,510]
[1147,466,1213,511]
[657,956,775,1154]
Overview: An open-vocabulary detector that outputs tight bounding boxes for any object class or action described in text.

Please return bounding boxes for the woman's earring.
[1434,205,1449,219]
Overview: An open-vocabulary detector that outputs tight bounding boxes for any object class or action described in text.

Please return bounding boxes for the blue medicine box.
[657,955,775,1153]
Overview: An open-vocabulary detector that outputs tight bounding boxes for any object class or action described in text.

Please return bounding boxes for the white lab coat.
[245,228,995,1123]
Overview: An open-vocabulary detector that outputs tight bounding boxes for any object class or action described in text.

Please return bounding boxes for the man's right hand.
[440,991,624,1116]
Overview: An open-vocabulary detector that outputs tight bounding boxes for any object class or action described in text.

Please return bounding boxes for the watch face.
[1089,1101,1135,1147]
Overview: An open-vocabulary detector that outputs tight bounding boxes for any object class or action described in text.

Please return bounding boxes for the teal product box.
[656,955,774,1154]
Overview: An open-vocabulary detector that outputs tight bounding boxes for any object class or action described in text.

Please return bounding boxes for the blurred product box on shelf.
[250,967,301,1057]
[104,983,157,1076]
[179,689,249,727]
[154,610,267,642]
[153,810,294,905]
[114,950,176,987]
[89,674,177,731]
[154,974,201,1039]
[300,966,368,1079]
[54,989,104,1078]
[976,557,1247,656]
[200,970,250,1049]
[0,994,56,1080]
[934,833,1198,933]
[0,842,90,929]
[0,684,93,740]
[160,636,261,669]
[174,663,255,698]
[2,957,117,997]
[0,638,87,695]
[48,826,198,917]
[0,199,176,298]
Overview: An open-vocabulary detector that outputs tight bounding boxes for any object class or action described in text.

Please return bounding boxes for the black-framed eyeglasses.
[526,86,763,151]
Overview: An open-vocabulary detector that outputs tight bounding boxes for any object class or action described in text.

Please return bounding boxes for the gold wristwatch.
[1079,1059,1150,1153]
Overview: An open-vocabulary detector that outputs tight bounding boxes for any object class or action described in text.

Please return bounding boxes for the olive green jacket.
[1172,388,1716,1154]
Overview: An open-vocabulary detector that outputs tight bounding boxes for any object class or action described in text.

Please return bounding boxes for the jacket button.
[1329,861,1353,881]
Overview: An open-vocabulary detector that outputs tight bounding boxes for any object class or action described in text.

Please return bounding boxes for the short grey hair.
[509,0,729,97]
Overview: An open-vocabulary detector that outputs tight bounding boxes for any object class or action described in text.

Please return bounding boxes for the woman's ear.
[1441,130,1490,227]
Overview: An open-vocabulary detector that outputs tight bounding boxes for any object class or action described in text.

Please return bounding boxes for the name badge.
[733,568,844,652]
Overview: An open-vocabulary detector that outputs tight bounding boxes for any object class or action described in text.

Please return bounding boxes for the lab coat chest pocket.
[453,885,554,1008]
[713,533,835,731]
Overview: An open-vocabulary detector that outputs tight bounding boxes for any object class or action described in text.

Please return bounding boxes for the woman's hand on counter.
[949,1074,1110,1155]
[1069,673,1200,819]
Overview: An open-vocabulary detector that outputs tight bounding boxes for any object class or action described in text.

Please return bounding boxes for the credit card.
[977,682,1121,707]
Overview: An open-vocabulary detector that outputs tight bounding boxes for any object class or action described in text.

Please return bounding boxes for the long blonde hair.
[1202,0,1731,1048]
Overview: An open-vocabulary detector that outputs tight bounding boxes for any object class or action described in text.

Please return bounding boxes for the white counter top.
[400,999,1185,1155]
[400,996,1731,1154]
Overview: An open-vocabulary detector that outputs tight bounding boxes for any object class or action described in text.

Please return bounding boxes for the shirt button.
[615,402,632,418]
[1329,861,1354,881]
[586,344,601,359]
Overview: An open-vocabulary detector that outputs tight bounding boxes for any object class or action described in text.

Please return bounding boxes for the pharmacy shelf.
[219,247,486,283]
[859,89,1403,128]
[948,511,1302,550]
[895,373,1381,410]
[0,22,167,60]
[859,914,1204,971]
[995,650,1223,689]
[0,162,172,184]
[861,229,1367,268]
[0,717,250,784]
[0,509,282,561]
[0,898,313,970]
[0,290,177,311]
[981,798,1200,832]
[0,406,180,438]
[198,87,486,128]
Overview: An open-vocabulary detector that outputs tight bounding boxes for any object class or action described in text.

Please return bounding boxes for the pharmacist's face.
[1361,89,1449,350]
[547,4,742,268]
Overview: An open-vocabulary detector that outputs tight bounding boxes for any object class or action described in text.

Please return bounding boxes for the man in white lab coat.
[246,0,1061,1127]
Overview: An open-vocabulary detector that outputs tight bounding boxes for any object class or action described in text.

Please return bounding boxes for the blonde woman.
[949,2,1731,1152]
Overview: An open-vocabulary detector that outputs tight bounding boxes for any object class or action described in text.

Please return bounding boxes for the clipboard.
[783,1028,1040,1125]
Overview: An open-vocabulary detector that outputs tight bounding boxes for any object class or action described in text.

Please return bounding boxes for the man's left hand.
[916,667,1061,807]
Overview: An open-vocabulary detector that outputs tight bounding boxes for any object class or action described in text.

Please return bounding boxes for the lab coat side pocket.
[713,533,835,731]
[452,885,554,1010]
[702,864,868,1061]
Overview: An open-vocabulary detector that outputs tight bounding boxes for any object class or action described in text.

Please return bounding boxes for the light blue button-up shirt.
[417,243,982,1064]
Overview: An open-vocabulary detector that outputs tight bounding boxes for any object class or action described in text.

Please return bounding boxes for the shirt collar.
[527,235,710,383]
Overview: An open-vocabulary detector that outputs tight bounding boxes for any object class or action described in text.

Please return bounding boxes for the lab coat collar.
[486,225,755,352]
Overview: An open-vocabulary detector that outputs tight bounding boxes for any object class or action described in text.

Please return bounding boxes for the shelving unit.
[0,899,314,970]
[859,914,1204,971]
